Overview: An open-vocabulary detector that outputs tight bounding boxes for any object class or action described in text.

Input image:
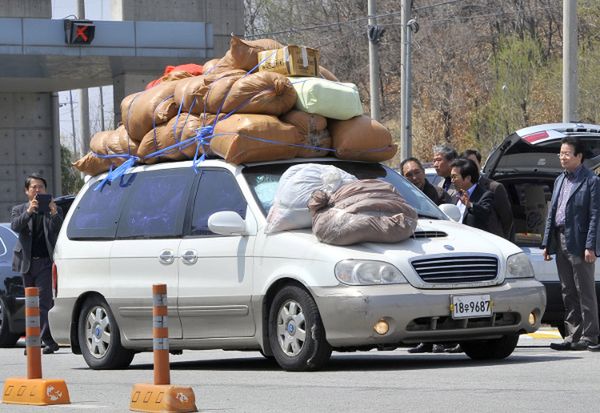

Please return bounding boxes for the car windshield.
[243,160,447,220]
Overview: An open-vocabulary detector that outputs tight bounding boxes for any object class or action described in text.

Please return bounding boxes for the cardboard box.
[258,45,320,77]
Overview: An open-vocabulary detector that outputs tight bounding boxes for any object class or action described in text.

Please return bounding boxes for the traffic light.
[64,19,95,45]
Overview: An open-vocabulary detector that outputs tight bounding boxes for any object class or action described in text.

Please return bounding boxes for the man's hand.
[27,198,38,215]
[459,190,472,208]
[543,248,552,261]
[49,200,58,216]
[585,249,596,263]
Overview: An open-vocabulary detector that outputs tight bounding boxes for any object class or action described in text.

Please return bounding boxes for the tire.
[78,297,135,369]
[0,298,20,347]
[268,285,331,371]
[461,333,520,360]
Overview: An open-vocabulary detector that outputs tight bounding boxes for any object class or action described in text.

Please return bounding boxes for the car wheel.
[0,298,20,347]
[268,285,331,371]
[461,333,520,360]
[78,297,134,369]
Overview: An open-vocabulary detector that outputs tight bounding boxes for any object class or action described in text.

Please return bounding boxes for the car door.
[177,168,257,339]
[110,167,195,340]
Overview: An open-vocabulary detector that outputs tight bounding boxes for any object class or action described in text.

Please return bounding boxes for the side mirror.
[208,211,247,236]
[439,203,462,222]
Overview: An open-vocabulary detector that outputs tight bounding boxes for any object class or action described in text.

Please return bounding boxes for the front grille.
[412,231,447,238]
[411,256,498,284]
[406,312,519,331]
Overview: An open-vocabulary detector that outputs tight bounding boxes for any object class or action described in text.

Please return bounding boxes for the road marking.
[525,328,562,339]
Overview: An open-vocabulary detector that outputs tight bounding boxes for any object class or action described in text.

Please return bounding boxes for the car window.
[243,161,446,220]
[67,174,137,240]
[0,226,15,257]
[117,169,194,239]
[189,169,247,236]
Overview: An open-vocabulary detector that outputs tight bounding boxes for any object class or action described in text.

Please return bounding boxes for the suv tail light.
[52,263,58,298]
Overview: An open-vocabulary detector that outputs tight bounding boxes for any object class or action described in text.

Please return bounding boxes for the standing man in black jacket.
[11,173,63,354]
[400,157,452,205]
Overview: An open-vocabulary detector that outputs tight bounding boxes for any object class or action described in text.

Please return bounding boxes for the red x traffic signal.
[64,20,95,45]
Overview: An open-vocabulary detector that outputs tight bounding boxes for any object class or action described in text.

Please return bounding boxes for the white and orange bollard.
[2,287,70,406]
[130,284,197,412]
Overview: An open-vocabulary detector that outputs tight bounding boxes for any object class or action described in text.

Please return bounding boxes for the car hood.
[483,122,600,178]
[265,219,521,264]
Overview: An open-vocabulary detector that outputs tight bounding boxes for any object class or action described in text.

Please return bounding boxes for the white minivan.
[49,158,546,371]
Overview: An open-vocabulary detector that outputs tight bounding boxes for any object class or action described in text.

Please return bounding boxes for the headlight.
[335,260,408,285]
[506,252,535,279]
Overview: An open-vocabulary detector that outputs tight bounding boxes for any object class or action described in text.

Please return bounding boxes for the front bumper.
[312,279,546,347]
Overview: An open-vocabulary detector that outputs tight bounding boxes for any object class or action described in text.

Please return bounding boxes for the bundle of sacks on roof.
[73,35,397,175]
[267,164,417,245]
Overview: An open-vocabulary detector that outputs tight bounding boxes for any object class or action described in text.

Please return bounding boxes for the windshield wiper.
[418,213,441,219]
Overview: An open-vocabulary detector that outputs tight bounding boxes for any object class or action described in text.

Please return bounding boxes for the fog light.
[528,312,536,326]
[374,319,389,335]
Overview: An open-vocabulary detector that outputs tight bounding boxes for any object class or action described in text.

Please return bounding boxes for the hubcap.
[276,300,306,356]
[84,306,111,359]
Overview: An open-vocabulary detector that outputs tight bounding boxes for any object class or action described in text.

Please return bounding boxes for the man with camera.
[11,173,63,354]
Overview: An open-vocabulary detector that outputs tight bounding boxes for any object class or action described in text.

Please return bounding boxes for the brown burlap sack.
[72,152,127,176]
[204,74,245,114]
[121,81,179,142]
[281,110,331,157]
[228,35,284,71]
[90,125,137,157]
[221,72,296,115]
[308,179,418,245]
[174,76,208,115]
[319,66,339,82]
[211,114,301,164]
[328,115,397,162]
[203,58,221,73]
[203,55,242,77]
[138,113,217,164]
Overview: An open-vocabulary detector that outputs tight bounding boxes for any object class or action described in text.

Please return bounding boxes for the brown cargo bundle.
[211,114,301,164]
[227,35,283,71]
[221,72,296,116]
[74,125,139,176]
[308,179,418,245]
[204,74,245,114]
[138,113,217,164]
[328,115,397,162]
[121,81,179,142]
[174,70,247,115]
[319,66,339,82]
[281,110,331,157]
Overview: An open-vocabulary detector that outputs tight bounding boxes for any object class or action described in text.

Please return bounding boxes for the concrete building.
[0,0,243,220]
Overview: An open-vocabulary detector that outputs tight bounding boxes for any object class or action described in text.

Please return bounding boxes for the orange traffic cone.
[2,287,70,406]
[130,284,197,412]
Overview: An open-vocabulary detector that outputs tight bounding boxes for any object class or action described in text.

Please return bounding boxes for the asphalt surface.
[1,328,599,412]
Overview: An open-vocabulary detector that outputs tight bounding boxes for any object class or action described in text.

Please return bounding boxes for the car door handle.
[181,250,198,265]
[159,249,175,265]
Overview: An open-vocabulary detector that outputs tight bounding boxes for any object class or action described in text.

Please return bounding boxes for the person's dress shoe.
[445,344,463,353]
[550,341,571,351]
[570,340,593,351]
[588,343,600,352]
[432,344,446,353]
[408,343,433,353]
[42,343,60,354]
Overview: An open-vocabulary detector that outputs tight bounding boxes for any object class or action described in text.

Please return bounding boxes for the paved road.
[1,329,599,412]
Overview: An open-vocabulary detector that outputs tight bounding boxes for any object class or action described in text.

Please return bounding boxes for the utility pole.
[563,0,577,123]
[368,0,382,121]
[69,90,77,156]
[399,0,412,159]
[78,0,91,153]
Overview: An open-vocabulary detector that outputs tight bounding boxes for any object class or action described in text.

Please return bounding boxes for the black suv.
[0,195,75,346]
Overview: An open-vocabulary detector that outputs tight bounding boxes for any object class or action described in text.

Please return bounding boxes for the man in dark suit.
[450,158,502,236]
[542,137,600,351]
[462,149,514,240]
[11,173,63,354]
[400,157,452,205]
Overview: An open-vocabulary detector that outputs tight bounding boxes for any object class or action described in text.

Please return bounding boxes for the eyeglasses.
[558,152,575,158]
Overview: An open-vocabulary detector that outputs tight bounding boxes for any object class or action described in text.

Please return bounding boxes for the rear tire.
[0,298,20,347]
[268,285,331,371]
[461,333,520,360]
[78,296,134,369]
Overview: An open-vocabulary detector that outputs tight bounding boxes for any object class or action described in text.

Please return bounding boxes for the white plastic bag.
[265,164,356,233]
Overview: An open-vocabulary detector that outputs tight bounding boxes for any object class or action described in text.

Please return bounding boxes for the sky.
[51,0,114,155]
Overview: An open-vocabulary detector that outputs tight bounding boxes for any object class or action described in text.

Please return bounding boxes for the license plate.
[451,295,492,319]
